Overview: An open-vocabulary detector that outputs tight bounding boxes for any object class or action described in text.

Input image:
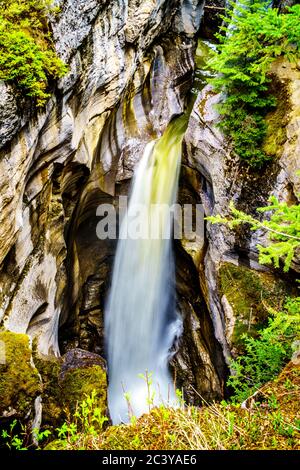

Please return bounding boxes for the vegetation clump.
[33,354,107,429]
[39,363,300,450]
[208,1,300,167]
[61,366,107,416]
[228,297,300,402]
[219,262,291,349]
[208,183,300,401]
[0,331,41,417]
[209,195,300,272]
[0,0,67,106]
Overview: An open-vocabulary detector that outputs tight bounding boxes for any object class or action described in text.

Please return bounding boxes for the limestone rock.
[291,341,300,366]
[0,82,21,149]
[60,348,107,379]
[51,0,106,62]
[184,56,300,361]
[0,0,199,361]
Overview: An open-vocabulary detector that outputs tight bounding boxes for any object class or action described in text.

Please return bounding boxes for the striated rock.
[174,0,205,35]
[0,83,21,149]
[184,56,300,362]
[51,0,106,62]
[0,0,225,411]
[0,0,201,360]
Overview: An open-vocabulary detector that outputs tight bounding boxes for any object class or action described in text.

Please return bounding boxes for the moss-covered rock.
[218,263,294,351]
[43,439,67,450]
[33,354,63,427]
[263,72,289,158]
[0,331,41,419]
[34,348,107,429]
[61,365,106,415]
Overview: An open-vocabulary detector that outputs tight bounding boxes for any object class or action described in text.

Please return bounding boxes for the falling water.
[105,115,188,424]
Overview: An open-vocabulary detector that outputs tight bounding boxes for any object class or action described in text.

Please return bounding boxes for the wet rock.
[172,242,227,404]
[60,348,107,379]
[201,0,225,39]
[51,0,105,62]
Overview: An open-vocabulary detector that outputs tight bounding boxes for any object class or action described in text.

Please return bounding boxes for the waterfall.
[105,116,187,424]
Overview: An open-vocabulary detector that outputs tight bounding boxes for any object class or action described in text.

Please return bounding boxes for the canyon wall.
[1,0,299,425]
[0,0,226,420]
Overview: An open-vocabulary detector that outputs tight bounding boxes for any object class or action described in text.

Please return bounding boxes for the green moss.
[61,366,107,416]
[34,354,107,428]
[44,439,67,450]
[218,263,292,349]
[263,78,288,157]
[0,0,67,106]
[0,331,41,417]
[33,355,63,427]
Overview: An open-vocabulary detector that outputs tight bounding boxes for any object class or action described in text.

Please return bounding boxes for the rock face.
[0,83,21,148]
[184,57,300,362]
[200,0,225,38]
[0,331,107,429]
[0,0,200,353]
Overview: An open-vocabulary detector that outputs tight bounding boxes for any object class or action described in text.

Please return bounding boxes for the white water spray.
[105,116,187,424]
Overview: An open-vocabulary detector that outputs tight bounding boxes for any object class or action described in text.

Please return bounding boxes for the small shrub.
[228,298,300,402]
[50,390,108,450]
[0,0,67,106]
[208,195,300,272]
[1,419,51,450]
[208,1,300,167]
